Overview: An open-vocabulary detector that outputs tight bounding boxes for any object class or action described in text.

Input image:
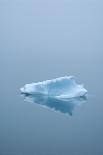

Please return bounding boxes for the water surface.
[0,0,103,155]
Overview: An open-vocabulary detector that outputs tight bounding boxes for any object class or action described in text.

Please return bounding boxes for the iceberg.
[20,76,87,115]
[20,76,87,98]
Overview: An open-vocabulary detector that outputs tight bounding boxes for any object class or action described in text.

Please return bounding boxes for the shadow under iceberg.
[21,93,87,116]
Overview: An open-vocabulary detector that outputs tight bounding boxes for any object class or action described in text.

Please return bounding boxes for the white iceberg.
[20,76,87,98]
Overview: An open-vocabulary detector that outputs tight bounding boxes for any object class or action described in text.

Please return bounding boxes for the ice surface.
[20,76,87,98]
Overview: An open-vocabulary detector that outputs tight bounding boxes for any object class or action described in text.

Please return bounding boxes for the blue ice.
[20,76,87,98]
[20,76,87,115]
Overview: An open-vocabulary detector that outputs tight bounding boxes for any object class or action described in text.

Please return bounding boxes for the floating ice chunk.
[20,76,87,98]
[20,76,87,115]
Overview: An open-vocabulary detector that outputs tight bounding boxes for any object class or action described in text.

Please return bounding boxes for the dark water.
[0,0,103,155]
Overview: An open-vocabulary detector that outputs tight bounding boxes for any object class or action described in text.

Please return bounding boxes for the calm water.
[0,0,103,155]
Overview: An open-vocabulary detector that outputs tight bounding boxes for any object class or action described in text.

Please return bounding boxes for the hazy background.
[0,0,103,155]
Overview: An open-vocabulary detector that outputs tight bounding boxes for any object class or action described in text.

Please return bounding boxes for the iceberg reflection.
[21,94,87,116]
